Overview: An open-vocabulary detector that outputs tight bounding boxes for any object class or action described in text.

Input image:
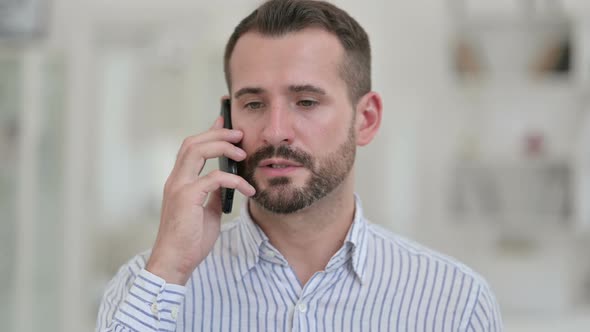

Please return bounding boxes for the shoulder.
[364,222,498,305]
[365,222,502,328]
[367,222,485,280]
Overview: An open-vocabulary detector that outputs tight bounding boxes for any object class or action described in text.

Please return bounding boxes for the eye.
[297,99,318,108]
[245,101,264,110]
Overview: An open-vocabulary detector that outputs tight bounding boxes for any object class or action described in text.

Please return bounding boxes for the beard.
[239,123,356,214]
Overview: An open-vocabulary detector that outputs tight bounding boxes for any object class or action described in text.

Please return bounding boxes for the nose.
[260,102,295,146]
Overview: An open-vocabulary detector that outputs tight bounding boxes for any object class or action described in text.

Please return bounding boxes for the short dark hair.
[223,0,371,105]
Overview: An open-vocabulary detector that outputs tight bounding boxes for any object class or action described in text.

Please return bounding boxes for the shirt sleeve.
[96,253,187,332]
[466,280,503,332]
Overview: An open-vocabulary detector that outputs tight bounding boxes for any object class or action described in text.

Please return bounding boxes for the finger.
[176,128,242,162]
[195,170,255,199]
[174,141,247,184]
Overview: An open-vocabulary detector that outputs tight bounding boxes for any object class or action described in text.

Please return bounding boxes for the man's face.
[229,28,357,214]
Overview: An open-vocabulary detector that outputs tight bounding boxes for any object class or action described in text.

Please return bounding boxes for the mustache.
[245,145,313,170]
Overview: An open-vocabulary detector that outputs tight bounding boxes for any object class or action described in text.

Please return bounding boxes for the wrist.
[146,255,191,286]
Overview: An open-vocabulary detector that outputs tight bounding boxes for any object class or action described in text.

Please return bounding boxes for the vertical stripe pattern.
[97,195,502,331]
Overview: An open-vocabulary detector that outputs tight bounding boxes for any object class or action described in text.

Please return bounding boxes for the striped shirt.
[96,195,502,331]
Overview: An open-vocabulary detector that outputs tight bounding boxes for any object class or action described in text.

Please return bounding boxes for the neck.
[248,175,356,286]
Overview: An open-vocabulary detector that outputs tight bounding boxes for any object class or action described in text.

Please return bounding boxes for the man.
[97,0,502,331]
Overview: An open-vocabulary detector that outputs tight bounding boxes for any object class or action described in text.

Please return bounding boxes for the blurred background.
[2,0,590,331]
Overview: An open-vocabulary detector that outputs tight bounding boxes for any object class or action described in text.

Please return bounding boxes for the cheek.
[305,114,350,145]
[232,111,263,147]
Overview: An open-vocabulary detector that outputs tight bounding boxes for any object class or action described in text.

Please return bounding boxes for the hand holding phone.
[145,99,254,285]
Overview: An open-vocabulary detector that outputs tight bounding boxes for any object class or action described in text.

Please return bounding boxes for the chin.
[252,179,336,214]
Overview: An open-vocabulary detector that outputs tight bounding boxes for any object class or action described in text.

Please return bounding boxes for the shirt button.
[265,250,275,257]
[297,303,307,313]
[171,307,179,320]
[150,302,158,314]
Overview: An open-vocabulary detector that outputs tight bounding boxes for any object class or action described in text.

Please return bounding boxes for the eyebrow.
[233,84,327,99]
[289,84,326,95]
[234,87,265,99]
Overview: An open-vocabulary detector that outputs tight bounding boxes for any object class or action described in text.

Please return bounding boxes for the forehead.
[228,28,347,93]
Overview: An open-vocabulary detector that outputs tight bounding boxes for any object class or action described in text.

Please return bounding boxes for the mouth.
[258,159,303,176]
[259,158,302,168]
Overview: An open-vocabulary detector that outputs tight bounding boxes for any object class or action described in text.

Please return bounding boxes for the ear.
[354,91,382,146]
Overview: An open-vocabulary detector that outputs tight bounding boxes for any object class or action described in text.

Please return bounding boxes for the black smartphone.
[219,99,237,214]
